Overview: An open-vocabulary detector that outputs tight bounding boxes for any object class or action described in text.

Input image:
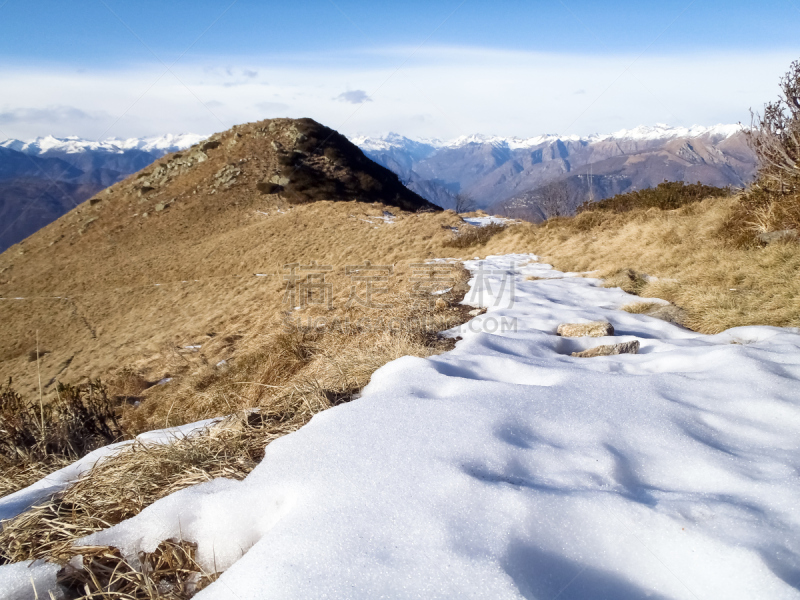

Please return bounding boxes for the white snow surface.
[463,216,515,227]
[0,133,206,155]
[0,418,219,523]
[69,254,800,600]
[352,123,742,153]
[0,560,63,600]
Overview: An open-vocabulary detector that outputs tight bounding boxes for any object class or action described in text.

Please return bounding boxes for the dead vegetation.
[0,412,279,564]
[728,58,800,242]
[0,378,124,497]
[58,540,218,599]
[122,264,472,433]
[578,181,732,214]
[443,223,505,248]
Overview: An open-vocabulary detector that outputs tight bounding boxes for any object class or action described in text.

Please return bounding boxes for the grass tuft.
[443,223,505,248]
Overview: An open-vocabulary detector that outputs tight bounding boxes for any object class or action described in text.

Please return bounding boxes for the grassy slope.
[0,119,467,399]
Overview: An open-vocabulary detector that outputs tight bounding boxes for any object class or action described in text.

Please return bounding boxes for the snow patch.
[352,123,742,154]
[463,216,515,227]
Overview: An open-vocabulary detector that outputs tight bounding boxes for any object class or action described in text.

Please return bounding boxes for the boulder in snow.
[572,340,640,357]
[557,321,614,337]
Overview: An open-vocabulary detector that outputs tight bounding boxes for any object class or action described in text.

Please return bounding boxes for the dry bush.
[746,58,800,194]
[0,378,125,496]
[444,223,505,248]
[0,379,125,496]
[728,58,800,241]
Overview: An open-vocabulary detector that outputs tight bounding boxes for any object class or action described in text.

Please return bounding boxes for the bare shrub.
[453,193,476,214]
[747,59,800,193]
[730,58,800,240]
[538,180,572,219]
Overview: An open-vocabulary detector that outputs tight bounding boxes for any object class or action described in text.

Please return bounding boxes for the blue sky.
[0,0,799,140]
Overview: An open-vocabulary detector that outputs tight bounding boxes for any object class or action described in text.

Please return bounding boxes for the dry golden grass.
[443,223,505,248]
[0,455,74,498]
[0,199,481,400]
[524,195,800,333]
[726,186,800,244]
[123,264,472,432]
[620,301,664,314]
[59,539,218,599]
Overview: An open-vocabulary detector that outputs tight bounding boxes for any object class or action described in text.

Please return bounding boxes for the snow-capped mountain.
[0,134,207,253]
[351,124,754,216]
[0,133,207,156]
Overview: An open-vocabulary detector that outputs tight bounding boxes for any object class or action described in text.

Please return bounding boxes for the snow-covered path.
[23,254,800,599]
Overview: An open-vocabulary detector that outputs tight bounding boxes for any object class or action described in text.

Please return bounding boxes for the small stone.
[557,321,614,337]
[435,298,449,311]
[757,229,798,245]
[468,309,483,316]
[154,203,166,212]
[572,340,640,358]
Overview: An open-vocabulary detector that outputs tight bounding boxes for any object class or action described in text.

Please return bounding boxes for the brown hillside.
[0,119,498,398]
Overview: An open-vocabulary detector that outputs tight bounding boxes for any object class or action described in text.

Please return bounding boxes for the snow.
[0,560,62,600]
[65,254,800,599]
[0,133,207,156]
[352,123,742,154]
[463,216,515,227]
[0,418,219,523]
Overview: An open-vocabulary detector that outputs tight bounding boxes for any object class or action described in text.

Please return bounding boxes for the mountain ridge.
[352,124,756,216]
[0,123,755,252]
[0,133,207,156]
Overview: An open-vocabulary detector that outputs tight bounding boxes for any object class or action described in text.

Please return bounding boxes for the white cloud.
[0,47,796,141]
[335,90,371,104]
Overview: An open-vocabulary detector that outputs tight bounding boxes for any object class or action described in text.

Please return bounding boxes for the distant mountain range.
[352,124,757,219]
[0,134,205,252]
[0,125,758,252]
